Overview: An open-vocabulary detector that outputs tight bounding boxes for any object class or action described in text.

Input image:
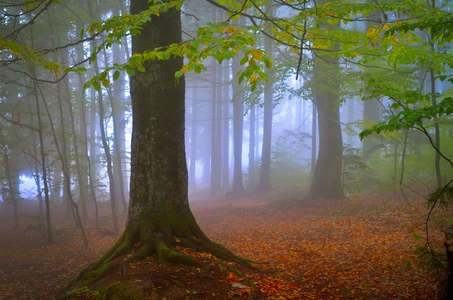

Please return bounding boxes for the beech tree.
[66,0,255,290]
[305,0,344,199]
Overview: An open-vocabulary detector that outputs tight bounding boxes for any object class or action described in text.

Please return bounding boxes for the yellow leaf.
[327,18,339,25]
[249,73,258,84]
[222,26,235,34]
[249,49,263,59]
[101,78,109,88]
[180,65,189,74]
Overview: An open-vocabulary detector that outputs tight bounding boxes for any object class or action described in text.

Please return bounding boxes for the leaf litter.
[0,194,443,299]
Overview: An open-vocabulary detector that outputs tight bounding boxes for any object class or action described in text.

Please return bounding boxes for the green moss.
[124,242,152,264]
[65,208,252,297]
[156,240,204,267]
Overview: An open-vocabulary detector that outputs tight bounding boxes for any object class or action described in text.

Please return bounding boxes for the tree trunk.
[104,4,129,212]
[255,2,275,193]
[306,0,344,200]
[188,87,198,190]
[0,131,19,230]
[86,0,119,231]
[221,60,231,191]
[440,226,453,300]
[430,68,442,188]
[76,38,100,227]
[30,77,52,243]
[362,2,383,161]
[311,103,317,175]
[248,104,256,187]
[307,47,344,197]
[65,2,248,291]
[210,60,222,195]
[230,50,245,196]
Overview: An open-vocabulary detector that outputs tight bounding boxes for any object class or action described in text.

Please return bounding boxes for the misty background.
[1,0,451,211]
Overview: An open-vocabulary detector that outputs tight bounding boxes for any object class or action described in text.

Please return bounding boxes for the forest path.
[0,194,441,299]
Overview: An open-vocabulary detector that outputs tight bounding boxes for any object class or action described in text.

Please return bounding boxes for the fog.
[2,1,453,299]
[1,0,450,207]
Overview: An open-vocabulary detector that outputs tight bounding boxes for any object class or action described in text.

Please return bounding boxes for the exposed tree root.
[63,218,255,297]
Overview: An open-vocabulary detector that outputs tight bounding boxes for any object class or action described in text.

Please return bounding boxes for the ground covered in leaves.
[0,193,447,299]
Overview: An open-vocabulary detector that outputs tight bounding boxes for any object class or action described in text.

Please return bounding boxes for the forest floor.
[0,192,448,299]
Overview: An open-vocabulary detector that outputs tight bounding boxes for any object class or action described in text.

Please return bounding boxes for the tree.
[306,0,345,199]
[356,7,453,298]
[65,0,250,290]
[229,16,247,197]
[306,52,345,199]
[230,51,246,196]
[255,2,275,193]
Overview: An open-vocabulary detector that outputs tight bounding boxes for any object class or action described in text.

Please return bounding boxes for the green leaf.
[126,66,135,77]
[413,233,423,241]
[175,70,183,79]
[113,70,120,81]
[163,51,171,60]
[240,55,248,65]
[92,81,101,91]
[137,64,146,72]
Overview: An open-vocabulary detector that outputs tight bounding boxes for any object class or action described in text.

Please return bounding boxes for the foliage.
[268,129,311,195]
[415,243,447,278]
[357,1,453,140]
[360,92,453,139]
[428,183,453,210]
[342,145,368,195]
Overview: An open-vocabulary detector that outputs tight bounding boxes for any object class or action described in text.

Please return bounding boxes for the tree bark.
[210,60,222,195]
[230,49,245,196]
[307,55,344,199]
[255,3,275,192]
[440,226,453,300]
[65,1,248,291]
[306,0,344,200]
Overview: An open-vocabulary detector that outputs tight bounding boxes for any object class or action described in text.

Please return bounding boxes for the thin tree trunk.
[29,72,53,244]
[221,65,230,191]
[102,46,128,213]
[87,0,119,231]
[430,69,442,188]
[255,2,275,193]
[311,103,317,175]
[103,1,129,213]
[67,84,89,219]
[399,131,409,202]
[188,88,198,190]
[76,37,100,227]
[0,131,19,230]
[79,74,100,227]
[40,80,88,246]
[248,105,255,187]
[210,61,221,195]
[231,59,245,196]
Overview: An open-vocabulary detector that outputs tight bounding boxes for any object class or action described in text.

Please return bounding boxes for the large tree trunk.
[306,0,344,200]
[306,55,344,199]
[65,1,248,291]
